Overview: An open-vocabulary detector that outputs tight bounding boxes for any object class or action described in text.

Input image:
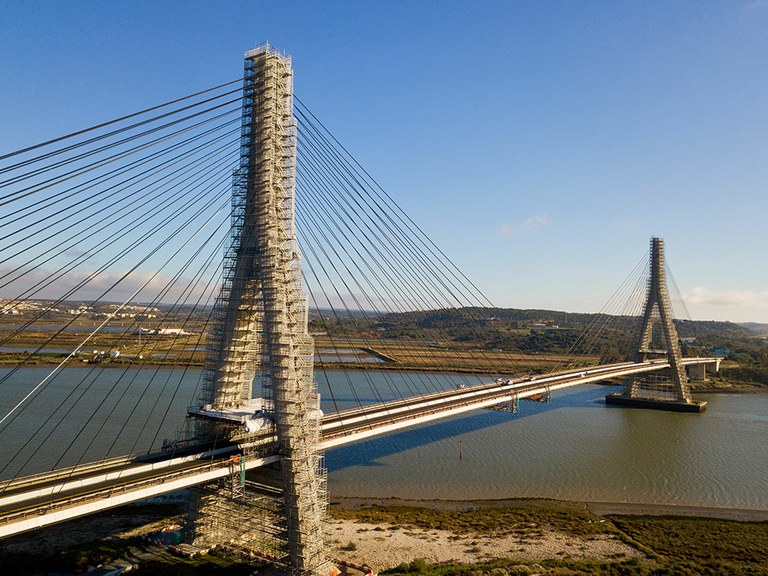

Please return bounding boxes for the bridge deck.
[0,358,718,539]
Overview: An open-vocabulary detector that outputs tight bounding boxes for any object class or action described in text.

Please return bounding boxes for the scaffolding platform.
[605,393,707,413]
[188,398,275,433]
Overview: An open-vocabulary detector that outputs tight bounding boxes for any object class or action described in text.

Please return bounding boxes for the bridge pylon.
[605,237,706,412]
[186,44,329,574]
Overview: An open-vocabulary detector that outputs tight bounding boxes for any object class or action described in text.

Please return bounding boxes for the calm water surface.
[326,384,768,510]
[0,367,765,510]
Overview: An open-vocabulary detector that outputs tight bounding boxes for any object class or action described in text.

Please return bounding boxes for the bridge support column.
[687,363,706,381]
[606,237,706,413]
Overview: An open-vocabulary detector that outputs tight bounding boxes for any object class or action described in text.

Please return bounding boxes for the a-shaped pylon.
[606,237,706,412]
[188,44,329,575]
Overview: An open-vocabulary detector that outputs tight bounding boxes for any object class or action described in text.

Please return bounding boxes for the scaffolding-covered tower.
[606,237,706,413]
[189,44,328,574]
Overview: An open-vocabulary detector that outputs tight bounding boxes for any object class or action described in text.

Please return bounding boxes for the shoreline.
[1,358,765,392]
[330,495,768,522]
[690,385,768,394]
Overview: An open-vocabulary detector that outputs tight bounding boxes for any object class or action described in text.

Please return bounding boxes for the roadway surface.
[0,358,718,538]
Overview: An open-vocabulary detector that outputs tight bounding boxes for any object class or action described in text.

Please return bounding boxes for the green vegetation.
[316,305,763,358]
[330,501,614,538]
[313,306,757,355]
[334,503,768,576]
[3,500,767,575]
[382,557,652,575]
[4,302,768,386]
[612,516,768,572]
[313,306,768,387]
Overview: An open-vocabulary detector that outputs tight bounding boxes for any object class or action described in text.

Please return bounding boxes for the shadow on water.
[325,384,618,473]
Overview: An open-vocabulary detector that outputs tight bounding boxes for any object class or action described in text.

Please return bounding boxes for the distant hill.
[312,306,759,361]
[739,322,768,335]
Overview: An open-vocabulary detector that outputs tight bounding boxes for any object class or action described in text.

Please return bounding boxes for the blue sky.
[2,1,768,322]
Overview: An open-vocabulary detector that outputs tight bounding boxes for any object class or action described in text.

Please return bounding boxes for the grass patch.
[381,557,653,575]
[330,503,615,538]
[336,503,768,575]
[611,515,768,572]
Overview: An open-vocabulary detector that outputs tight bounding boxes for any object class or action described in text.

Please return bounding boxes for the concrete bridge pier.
[686,358,722,381]
[687,363,706,381]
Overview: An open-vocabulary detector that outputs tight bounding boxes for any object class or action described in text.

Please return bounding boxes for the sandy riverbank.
[328,518,639,571]
[3,495,766,573]
[586,500,768,521]
[326,496,768,571]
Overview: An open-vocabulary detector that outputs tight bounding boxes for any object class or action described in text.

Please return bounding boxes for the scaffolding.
[189,44,329,575]
[189,472,288,560]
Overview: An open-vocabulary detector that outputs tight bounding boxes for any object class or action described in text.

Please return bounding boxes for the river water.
[0,367,766,511]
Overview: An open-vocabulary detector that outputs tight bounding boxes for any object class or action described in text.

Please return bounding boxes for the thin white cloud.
[746,0,768,10]
[685,286,768,309]
[499,215,549,237]
[0,266,220,306]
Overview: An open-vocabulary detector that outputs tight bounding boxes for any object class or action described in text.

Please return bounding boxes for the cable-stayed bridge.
[0,45,719,574]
